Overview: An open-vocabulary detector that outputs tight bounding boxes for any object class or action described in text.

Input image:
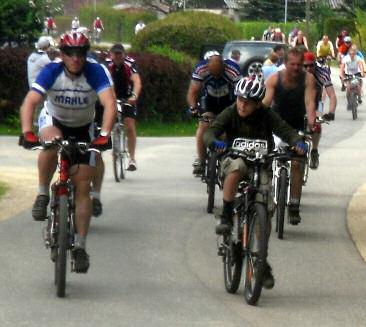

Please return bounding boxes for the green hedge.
[355,10,366,52]
[323,18,356,48]
[131,52,192,122]
[0,48,192,124]
[55,7,157,43]
[79,6,157,43]
[132,11,242,58]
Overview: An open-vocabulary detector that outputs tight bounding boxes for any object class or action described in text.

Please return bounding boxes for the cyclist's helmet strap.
[59,32,90,51]
[234,76,265,101]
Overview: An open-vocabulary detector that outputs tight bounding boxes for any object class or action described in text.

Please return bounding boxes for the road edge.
[347,182,366,262]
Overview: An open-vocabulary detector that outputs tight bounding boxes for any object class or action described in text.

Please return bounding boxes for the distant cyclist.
[91,43,142,217]
[303,51,337,171]
[316,35,335,61]
[71,16,80,31]
[19,32,117,273]
[93,17,104,42]
[187,51,241,175]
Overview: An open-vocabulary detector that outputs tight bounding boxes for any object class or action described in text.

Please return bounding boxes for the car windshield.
[228,44,273,62]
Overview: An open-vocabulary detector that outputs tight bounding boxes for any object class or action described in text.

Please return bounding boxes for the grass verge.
[0,181,9,200]
[0,120,197,137]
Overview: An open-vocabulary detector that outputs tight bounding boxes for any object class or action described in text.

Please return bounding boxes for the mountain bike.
[197,114,222,213]
[36,138,100,297]
[345,74,362,120]
[218,138,272,305]
[112,100,130,182]
[272,147,306,239]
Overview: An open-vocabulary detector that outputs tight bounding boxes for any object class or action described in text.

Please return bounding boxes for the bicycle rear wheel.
[207,152,217,214]
[276,168,287,240]
[243,203,268,305]
[112,125,125,182]
[223,220,243,293]
[55,194,68,298]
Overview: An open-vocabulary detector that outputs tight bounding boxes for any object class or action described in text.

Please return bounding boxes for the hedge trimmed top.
[132,11,242,58]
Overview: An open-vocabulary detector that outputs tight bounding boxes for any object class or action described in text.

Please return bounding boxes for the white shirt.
[342,54,362,75]
[135,23,146,34]
[27,51,51,88]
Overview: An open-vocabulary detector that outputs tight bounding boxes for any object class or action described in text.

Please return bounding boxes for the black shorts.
[94,100,137,128]
[52,117,96,167]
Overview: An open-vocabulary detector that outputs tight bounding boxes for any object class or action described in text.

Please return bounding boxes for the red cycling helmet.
[59,32,90,51]
[303,51,316,63]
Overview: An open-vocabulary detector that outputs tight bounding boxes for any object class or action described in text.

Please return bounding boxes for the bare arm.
[98,87,117,135]
[303,37,309,50]
[262,72,278,107]
[186,80,203,108]
[304,72,317,127]
[20,90,44,133]
[128,72,142,106]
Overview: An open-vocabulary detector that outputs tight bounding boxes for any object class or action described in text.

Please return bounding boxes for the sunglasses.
[63,48,87,58]
[303,64,314,68]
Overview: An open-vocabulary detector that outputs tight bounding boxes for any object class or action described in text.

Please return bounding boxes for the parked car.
[222,40,287,77]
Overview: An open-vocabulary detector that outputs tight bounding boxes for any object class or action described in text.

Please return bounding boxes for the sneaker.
[341,84,346,92]
[92,198,103,217]
[322,112,335,121]
[32,195,50,221]
[72,248,90,273]
[263,263,275,289]
[127,159,137,171]
[288,203,301,225]
[192,159,204,176]
[309,149,319,169]
[215,214,232,235]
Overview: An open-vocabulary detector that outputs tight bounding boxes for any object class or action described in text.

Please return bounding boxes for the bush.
[323,18,356,47]
[131,52,192,122]
[132,11,242,58]
[146,45,196,66]
[80,6,157,43]
[0,47,30,122]
[0,48,192,124]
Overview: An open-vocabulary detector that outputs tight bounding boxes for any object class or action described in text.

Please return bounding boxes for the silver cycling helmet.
[234,76,265,101]
[204,50,221,60]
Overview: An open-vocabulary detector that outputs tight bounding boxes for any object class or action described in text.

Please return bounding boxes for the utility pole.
[284,0,288,24]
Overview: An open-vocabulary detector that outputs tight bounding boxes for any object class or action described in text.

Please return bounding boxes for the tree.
[242,0,306,21]
[0,0,42,46]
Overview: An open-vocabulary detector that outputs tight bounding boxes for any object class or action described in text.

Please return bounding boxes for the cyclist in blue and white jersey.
[19,32,117,273]
[187,51,241,175]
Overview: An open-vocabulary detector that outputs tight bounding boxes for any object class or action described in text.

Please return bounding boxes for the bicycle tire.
[351,93,358,120]
[276,168,287,240]
[112,125,124,182]
[243,203,268,305]
[55,194,68,298]
[120,130,127,180]
[223,224,243,293]
[207,152,217,213]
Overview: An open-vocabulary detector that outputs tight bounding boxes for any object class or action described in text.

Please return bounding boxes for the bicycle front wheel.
[276,168,288,240]
[55,194,68,298]
[223,222,243,293]
[207,152,217,214]
[243,203,268,305]
[112,125,125,182]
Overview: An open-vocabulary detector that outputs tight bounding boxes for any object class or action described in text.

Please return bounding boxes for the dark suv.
[222,40,286,76]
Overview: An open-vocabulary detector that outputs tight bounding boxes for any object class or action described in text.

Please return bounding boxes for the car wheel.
[243,57,264,79]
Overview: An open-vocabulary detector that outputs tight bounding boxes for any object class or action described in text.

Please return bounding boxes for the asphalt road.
[1,72,366,326]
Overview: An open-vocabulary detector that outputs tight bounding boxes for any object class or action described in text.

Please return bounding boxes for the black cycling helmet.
[234,76,265,102]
